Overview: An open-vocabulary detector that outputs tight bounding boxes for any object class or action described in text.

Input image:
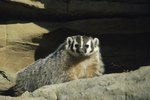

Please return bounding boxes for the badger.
[1,35,104,96]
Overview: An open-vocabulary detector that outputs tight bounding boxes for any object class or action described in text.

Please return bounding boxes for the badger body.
[10,35,104,96]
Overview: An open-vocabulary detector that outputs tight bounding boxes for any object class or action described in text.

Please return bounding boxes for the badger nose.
[79,48,84,54]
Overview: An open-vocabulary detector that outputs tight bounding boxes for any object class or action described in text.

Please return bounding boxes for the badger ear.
[93,38,99,47]
[66,37,73,47]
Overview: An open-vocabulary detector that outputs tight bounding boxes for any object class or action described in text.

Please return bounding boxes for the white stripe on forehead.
[73,37,78,52]
[80,36,83,48]
[86,40,92,54]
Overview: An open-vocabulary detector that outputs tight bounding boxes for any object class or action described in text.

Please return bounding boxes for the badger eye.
[85,44,89,48]
[75,44,79,48]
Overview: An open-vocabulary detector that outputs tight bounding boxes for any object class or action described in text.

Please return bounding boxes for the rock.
[0,95,46,100]
[0,0,150,21]
[0,66,149,100]
[7,0,44,8]
[29,66,150,100]
[64,18,150,34]
[68,0,150,18]
[0,22,49,76]
[0,71,14,91]
[0,0,67,21]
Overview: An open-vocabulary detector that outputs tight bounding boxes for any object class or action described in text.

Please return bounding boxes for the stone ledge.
[0,65,148,100]
[29,66,150,100]
[0,64,149,100]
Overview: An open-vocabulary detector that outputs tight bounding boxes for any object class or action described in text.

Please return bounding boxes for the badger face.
[65,35,100,57]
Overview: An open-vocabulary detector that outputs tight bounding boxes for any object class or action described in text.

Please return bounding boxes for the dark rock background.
[0,0,150,74]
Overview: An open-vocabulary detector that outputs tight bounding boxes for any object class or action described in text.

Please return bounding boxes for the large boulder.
[0,65,150,100]
[30,66,150,100]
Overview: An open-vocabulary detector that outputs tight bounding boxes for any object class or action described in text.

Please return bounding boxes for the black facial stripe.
[71,40,75,52]
[75,36,81,53]
[84,48,87,53]
[76,48,80,53]
[76,36,81,45]
[68,39,71,47]
[90,40,94,53]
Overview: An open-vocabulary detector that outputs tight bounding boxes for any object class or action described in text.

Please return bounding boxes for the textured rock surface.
[0,22,49,76]
[30,66,150,100]
[0,0,150,21]
[0,65,149,100]
[0,71,14,91]
[0,95,46,100]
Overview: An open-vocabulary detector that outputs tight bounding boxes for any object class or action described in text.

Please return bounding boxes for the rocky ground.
[0,65,150,100]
